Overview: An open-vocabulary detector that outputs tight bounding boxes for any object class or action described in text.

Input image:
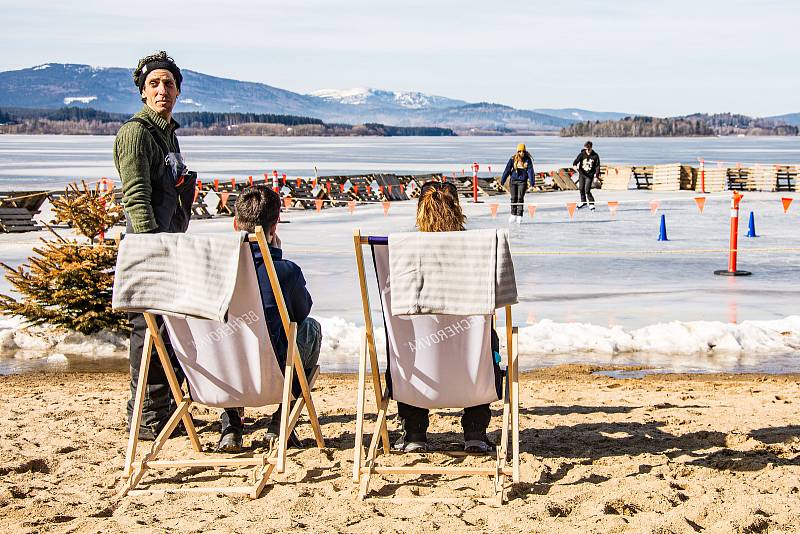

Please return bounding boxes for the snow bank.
[2,315,799,365]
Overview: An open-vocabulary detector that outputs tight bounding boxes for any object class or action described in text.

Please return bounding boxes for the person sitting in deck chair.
[393,180,502,454]
[216,186,322,452]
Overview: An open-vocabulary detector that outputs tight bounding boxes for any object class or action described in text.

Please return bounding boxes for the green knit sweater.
[113,105,181,233]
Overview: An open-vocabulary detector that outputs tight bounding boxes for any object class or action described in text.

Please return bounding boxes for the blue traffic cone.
[746,211,758,238]
[657,214,668,241]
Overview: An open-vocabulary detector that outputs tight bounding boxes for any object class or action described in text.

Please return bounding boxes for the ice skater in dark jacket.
[500,143,535,224]
[572,141,601,210]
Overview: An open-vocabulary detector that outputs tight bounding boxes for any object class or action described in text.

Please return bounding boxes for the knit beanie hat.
[133,51,182,92]
[516,143,526,152]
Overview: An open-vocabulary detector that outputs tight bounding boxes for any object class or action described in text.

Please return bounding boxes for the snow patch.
[63,96,97,105]
[311,87,372,105]
[33,64,51,71]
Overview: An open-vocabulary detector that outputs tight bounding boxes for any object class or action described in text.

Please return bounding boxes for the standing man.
[573,140,601,210]
[500,143,535,224]
[114,51,197,440]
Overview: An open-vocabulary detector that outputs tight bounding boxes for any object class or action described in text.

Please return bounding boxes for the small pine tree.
[0,180,129,334]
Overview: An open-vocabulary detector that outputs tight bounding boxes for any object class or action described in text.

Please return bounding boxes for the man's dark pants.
[221,317,322,435]
[578,173,595,205]
[509,181,528,216]
[126,313,185,437]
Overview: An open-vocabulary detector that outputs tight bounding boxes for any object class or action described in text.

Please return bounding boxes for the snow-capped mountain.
[310,87,466,110]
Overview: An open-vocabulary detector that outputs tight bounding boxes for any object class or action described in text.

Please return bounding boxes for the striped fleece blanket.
[388,229,517,316]
[112,232,247,322]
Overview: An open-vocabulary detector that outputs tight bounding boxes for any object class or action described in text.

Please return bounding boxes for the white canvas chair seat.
[374,245,499,409]
[163,244,284,408]
[115,227,324,499]
[352,230,520,505]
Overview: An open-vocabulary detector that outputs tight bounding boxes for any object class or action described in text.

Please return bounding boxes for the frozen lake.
[1,134,799,190]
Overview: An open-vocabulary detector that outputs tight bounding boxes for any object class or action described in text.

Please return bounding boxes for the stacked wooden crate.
[749,164,797,192]
[750,165,774,191]
[776,165,797,191]
[599,165,632,190]
[632,166,654,189]
[695,167,727,192]
[727,167,754,191]
[652,164,679,191]
[650,164,696,191]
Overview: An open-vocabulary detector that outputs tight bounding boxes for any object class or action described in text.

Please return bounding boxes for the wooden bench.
[0,207,41,233]
[632,166,653,189]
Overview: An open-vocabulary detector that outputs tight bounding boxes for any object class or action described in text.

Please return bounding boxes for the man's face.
[141,69,179,117]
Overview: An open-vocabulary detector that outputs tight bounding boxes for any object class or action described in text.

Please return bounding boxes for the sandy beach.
[1,365,799,533]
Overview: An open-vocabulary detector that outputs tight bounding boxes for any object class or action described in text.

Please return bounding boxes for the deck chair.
[116,227,324,498]
[352,230,520,505]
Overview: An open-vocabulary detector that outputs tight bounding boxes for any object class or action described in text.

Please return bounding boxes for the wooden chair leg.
[353,330,369,482]
[143,313,201,452]
[277,323,296,473]
[123,330,153,478]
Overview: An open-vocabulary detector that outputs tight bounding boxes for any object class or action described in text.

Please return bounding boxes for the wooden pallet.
[750,164,797,192]
[0,207,40,233]
[695,167,727,192]
[632,166,654,190]
[727,168,755,191]
[599,166,632,190]
[552,168,578,191]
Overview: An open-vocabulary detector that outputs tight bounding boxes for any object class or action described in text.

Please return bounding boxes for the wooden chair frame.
[352,229,520,505]
[120,226,324,498]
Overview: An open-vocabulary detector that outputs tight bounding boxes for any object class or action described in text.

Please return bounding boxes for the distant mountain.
[0,63,617,132]
[768,113,800,127]
[309,87,466,110]
[532,108,631,122]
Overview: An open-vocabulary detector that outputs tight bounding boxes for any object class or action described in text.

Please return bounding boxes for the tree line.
[561,114,798,137]
[0,106,455,136]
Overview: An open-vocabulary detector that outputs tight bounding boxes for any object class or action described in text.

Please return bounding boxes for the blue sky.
[1,0,797,117]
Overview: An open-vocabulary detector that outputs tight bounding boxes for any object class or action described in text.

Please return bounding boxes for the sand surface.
[1,366,799,533]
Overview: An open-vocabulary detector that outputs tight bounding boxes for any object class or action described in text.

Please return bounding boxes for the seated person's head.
[416,181,465,232]
[234,186,281,235]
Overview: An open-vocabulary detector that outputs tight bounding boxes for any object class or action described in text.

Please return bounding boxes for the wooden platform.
[695,167,727,192]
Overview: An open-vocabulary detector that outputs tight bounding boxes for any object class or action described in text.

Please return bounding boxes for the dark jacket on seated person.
[250,242,312,368]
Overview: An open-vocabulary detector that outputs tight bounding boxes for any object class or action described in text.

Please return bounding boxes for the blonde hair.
[415,183,465,232]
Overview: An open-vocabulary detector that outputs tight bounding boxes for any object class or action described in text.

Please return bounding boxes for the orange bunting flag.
[694,197,706,213]
[282,173,287,184]
[489,203,499,218]
[220,192,230,208]
[354,185,359,194]
[326,182,331,194]
[283,197,292,208]
[607,201,619,216]
[388,184,393,193]
[649,199,660,214]
[296,178,301,187]
[230,177,236,188]
[315,198,324,212]
[526,311,536,325]
[348,200,356,214]
[527,204,537,218]
[380,185,385,196]
[213,178,220,191]
[248,176,253,187]
[382,201,391,216]
[197,180,203,191]
[781,197,793,213]
[567,202,577,220]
